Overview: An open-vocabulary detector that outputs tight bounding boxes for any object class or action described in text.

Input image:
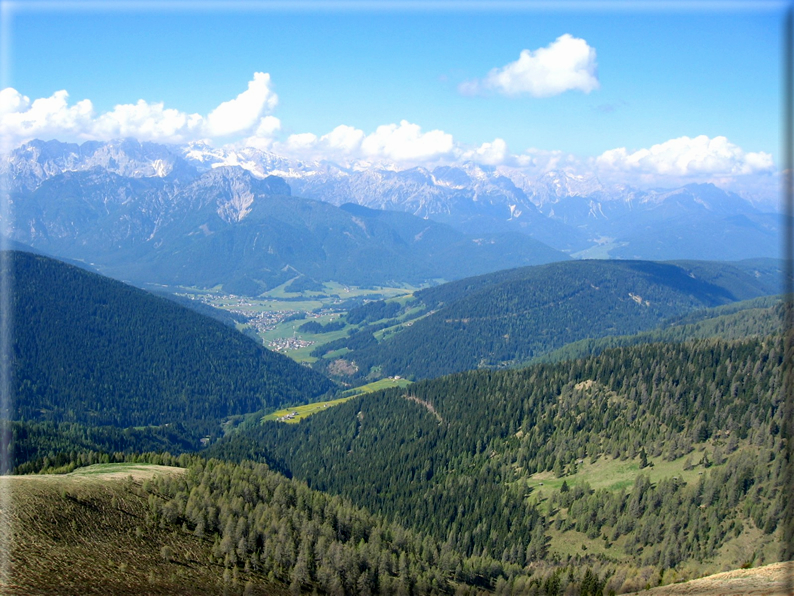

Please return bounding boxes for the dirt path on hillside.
[404,394,443,423]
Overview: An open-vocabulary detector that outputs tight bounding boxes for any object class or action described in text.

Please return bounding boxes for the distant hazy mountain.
[5,138,198,189]
[5,143,565,293]
[175,141,779,259]
[3,139,780,277]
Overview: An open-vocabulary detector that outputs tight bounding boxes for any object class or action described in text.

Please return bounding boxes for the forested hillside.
[533,295,781,364]
[11,453,631,595]
[9,251,333,444]
[7,252,786,594]
[210,336,784,591]
[313,259,781,380]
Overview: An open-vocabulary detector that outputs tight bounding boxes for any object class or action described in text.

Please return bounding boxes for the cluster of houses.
[179,291,350,349]
[268,337,315,352]
[239,310,300,334]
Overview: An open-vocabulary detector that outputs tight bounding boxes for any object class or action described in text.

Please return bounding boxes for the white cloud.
[272,121,454,165]
[205,72,278,137]
[595,135,774,180]
[460,138,509,166]
[513,148,570,172]
[253,115,281,138]
[0,78,776,203]
[92,100,204,143]
[243,116,283,151]
[320,124,366,154]
[461,34,599,98]
[0,73,279,147]
[266,125,365,162]
[0,89,94,147]
[361,120,454,163]
[283,132,319,152]
[0,87,30,114]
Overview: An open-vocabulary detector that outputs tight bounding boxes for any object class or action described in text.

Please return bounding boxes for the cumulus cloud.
[92,100,204,143]
[283,132,319,152]
[0,88,94,147]
[205,72,278,137]
[0,73,279,147]
[321,125,366,154]
[272,120,455,165]
[0,77,776,201]
[513,148,571,172]
[459,138,509,166]
[460,34,599,98]
[243,116,282,150]
[595,135,774,180]
[361,120,454,162]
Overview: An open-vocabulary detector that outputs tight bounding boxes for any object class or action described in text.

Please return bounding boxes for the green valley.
[4,17,789,593]
[171,278,421,363]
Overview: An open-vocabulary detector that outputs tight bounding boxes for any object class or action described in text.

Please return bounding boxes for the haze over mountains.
[2,138,780,294]
[4,139,568,293]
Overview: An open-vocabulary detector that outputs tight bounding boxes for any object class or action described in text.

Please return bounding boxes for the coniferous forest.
[10,251,333,426]
[5,250,789,595]
[310,259,781,380]
[209,337,785,580]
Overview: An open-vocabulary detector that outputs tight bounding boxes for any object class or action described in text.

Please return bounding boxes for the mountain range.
[4,139,570,293]
[2,138,781,293]
[7,213,786,594]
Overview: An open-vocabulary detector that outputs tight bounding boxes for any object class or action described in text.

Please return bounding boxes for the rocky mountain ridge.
[4,142,565,293]
[3,138,780,261]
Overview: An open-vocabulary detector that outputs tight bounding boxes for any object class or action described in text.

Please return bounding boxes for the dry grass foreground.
[625,561,792,595]
[0,463,290,595]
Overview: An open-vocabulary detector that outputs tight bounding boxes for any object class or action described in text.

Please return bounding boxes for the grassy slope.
[2,464,289,595]
[623,561,791,595]
[527,444,780,577]
[212,335,784,593]
[262,378,413,423]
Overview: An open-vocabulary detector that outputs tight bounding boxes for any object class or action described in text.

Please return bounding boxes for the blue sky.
[0,1,785,198]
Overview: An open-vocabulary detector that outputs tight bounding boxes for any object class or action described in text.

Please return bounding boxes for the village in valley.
[174,280,418,359]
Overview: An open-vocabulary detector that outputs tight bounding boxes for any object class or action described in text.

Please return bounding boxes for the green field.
[528,441,780,580]
[525,439,748,498]
[262,396,357,424]
[60,462,183,478]
[263,378,413,424]
[339,377,413,397]
[173,280,421,363]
